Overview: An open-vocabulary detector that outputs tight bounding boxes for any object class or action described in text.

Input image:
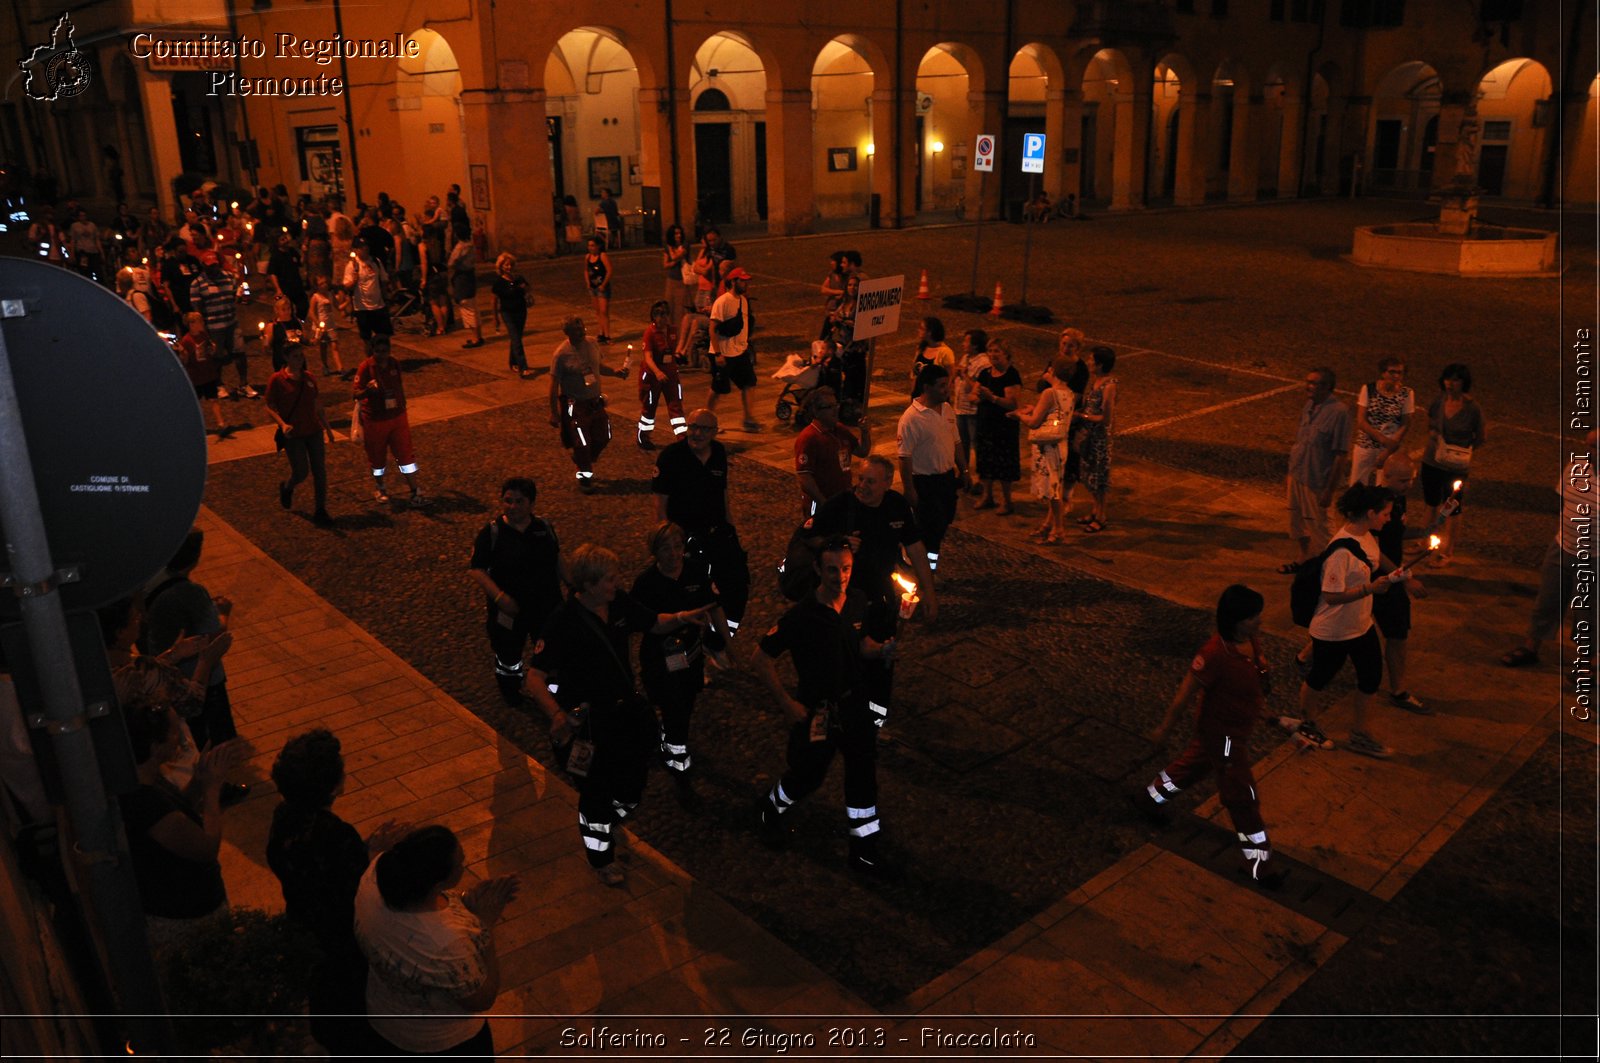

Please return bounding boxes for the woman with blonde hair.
[490,251,532,377]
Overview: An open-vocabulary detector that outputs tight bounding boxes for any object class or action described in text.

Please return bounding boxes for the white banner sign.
[851,274,904,341]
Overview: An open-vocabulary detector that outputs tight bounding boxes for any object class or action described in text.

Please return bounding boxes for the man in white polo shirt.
[896,364,964,575]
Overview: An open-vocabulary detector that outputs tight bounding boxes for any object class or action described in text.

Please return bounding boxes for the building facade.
[1,1,1593,255]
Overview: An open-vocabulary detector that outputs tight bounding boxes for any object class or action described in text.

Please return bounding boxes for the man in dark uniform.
[652,408,751,639]
[525,545,713,886]
[806,454,937,733]
[467,477,563,707]
[754,538,898,874]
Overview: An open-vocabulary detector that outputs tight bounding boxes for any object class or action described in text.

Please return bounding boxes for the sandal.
[1043,532,1061,545]
[1276,560,1305,575]
[1500,646,1539,668]
[1077,515,1096,526]
[972,499,996,511]
[996,506,1014,516]
[1083,519,1105,533]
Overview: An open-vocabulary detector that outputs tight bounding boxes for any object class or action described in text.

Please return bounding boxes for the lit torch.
[1403,534,1442,573]
[892,572,920,619]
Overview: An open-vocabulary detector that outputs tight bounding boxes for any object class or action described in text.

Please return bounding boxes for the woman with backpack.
[1294,482,1412,759]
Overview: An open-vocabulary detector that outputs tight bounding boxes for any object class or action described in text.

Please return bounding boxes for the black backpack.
[777,495,857,601]
[1290,538,1370,627]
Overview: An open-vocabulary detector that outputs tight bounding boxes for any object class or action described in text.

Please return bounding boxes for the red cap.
[723,267,751,282]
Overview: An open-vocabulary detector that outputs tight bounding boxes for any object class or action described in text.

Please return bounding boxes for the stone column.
[637,86,685,230]
[135,68,184,221]
[1051,87,1084,205]
[871,86,916,228]
[1173,90,1206,206]
[1276,92,1304,198]
[1330,94,1363,195]
[1110,87,1150,210]
[1227,92,1262,201]
[1430,91,1473,192]
[461,88,553,257]
[966,89,1005,220]
[763,86,815,235]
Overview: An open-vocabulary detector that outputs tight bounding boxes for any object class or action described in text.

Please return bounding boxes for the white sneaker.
[216,384,231,400]
[241,384,260,399]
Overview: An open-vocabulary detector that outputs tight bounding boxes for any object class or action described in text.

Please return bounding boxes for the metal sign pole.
[1020,172,1038,305]
[968,171,987,296]
[0,305,170,1051]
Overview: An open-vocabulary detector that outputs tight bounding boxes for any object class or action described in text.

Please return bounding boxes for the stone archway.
[1008,43,1069,215]
[1367,60,1442,194]
[1208,57,1257,201]
[394,30,468,213]
[812,37,880,225]
[915,43,985,219]
[1072,47,1146,210]
[545,29,645,228]
[686,32,769,227]
[1472,58,1554,199]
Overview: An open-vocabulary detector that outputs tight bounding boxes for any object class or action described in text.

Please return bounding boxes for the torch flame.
[892,573,918,596]
[1451,480,1463,492]
[1428,534,1441,550]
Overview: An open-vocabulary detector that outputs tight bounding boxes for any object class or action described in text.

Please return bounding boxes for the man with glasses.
[794,387,872,519]
[652,409,751,638]
[1350,358,1414,485]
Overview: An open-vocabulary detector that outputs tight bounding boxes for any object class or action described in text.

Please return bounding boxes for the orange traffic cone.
[916,269,930,300]
[989,282,1003,317]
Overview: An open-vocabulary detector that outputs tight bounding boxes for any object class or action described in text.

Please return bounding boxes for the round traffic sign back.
[0,258,208,619]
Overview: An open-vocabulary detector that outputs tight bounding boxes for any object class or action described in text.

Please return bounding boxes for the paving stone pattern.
[1230,732,1597,1058]
[203,394,1320,1006]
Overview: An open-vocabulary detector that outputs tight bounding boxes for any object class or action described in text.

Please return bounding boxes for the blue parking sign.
[1021,133,1045,174]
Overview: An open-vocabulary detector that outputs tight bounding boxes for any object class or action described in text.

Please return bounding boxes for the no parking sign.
[973,134,995,173]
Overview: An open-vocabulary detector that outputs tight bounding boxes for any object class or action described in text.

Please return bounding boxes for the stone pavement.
[195,291,1575,1054]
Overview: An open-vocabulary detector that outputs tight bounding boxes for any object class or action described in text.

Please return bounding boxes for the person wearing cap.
[706,266,760,432]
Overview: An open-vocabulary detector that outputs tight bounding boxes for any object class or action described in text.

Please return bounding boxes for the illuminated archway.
[395,29,467,214]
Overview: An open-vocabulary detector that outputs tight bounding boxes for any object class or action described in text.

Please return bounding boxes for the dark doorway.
[695,123,733,223]
[1372,118,1402,170]
[1478,143,1508,195]
[754,121,767,220]
[1080,108,1098,200]
[547,116,564,200]
[1002,116,1046,208]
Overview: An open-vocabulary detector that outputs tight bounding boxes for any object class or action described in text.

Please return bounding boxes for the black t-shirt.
[119,783,227,919]
[266,804,368,951]
[492,274,529,318]
[268,246,306,298]
[1377,490,1408,567]
[651,441,730,534]
[808,490,922,602]
[534,593,655,711]
[759,589,888,707]
[469,516,562,626]
[630,559,722,678]
[976,365,1022,427]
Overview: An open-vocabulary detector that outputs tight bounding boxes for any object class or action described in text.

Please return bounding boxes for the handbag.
[1434,441,1472,469]
[680,261,697,285]
[1028,388,1070,443]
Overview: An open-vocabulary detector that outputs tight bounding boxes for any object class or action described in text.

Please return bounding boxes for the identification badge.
[583,372,598,388]
[496,610,515,630]
[665,651,690,673]
[809,709,830,743]
[566,738,596,777]
[384,396,397,410]
[838,450,851,471]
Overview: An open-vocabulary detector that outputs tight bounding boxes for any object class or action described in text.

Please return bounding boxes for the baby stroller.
[772,341,844,428]
[387,275,429,333]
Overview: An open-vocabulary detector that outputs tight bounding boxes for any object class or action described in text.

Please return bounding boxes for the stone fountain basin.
[1349,222,1558,277]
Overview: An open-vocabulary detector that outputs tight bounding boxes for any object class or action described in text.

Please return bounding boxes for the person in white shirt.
[896,364,964,574]
[706,267,760,432]
[1297,482,1412,759]
[354,825,518,1055]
